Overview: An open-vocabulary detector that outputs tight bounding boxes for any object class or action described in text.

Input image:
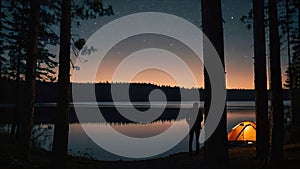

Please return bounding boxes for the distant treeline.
[0,79,290,104]
[0,79,291,123]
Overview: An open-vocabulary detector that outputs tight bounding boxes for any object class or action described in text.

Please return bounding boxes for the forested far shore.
[0,78,290,103]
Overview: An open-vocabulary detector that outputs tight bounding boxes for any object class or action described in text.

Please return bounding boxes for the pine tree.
[0,0,8,78]
[16,0,40,159]
[253,0,269,161]
[202,0,228,168]
[268,0,284,167]
[290,0,300,127]
[52,0,71,167]
[51,1,113,168]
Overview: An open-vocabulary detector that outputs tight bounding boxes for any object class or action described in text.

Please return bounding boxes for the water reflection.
[67,120,193,161]
[29,109,255,161]
[110,120,174,138]
[0,101,291,161]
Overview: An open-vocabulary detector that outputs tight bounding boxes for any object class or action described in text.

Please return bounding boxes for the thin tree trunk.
[17,0,40,159]
[268,0,284,167]
[202,0,228,168]
[253,0,269,162]
[291,0,300,127]
[52,0,71,168]
[13,0,28,141]
[286,0,294,127]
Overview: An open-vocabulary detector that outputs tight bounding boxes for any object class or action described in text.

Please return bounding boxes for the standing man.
[186,102,203,155]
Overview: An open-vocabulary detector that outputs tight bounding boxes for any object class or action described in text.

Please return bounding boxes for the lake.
[0,101,291,161]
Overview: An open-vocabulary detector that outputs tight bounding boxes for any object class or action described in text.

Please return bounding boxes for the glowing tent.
[228,121,256,142]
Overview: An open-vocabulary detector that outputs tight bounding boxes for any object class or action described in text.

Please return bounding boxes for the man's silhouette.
[186,102,203,155]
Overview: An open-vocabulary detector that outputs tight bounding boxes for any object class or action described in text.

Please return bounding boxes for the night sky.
[68,0,289,89]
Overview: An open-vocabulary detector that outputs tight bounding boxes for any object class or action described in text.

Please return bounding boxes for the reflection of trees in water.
[31,124,53,149]
[68,148,95,160]
[107,119,176,126]
[0,124,53,150]
[100,107,184,124]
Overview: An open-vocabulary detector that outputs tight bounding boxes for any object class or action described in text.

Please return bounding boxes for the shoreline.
[1,133,299,169]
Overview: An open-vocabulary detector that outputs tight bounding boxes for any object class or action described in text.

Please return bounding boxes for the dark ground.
[0,132,300,169]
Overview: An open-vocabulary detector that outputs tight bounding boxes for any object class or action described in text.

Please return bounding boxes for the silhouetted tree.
[6,0,28,140]
[52,0,72,168]
[202,0,228,168]
[0,0,7,78]
[16,0,40,159]
[280,0,300,127]
[242,0,299,129]
[290,0,300,127]
[282,0,294,127]
[268,0,284,167]
[252,0,269,161]
[5,0,59,82]
[51,1,113,168]
[5,1,31,81]
[6,0,62,140]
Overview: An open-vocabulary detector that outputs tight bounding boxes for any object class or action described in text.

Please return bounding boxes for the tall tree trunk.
[268,0,284,167]
[291,0,300,127]
[52,0,71,168]
[253,0,269,161]
[202,0,228,168]
[17,0,40,159]
[12,0,28,141]
[286,0,294,127]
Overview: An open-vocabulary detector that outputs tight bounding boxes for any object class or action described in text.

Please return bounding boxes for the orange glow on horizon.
[71,54,288,90]
[131,69,179,87]
[71,68,288,90]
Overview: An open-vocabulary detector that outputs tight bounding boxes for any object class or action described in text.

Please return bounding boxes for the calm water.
[1,101,291,161]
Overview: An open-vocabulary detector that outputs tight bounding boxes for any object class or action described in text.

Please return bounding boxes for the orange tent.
[228,121,256,142]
